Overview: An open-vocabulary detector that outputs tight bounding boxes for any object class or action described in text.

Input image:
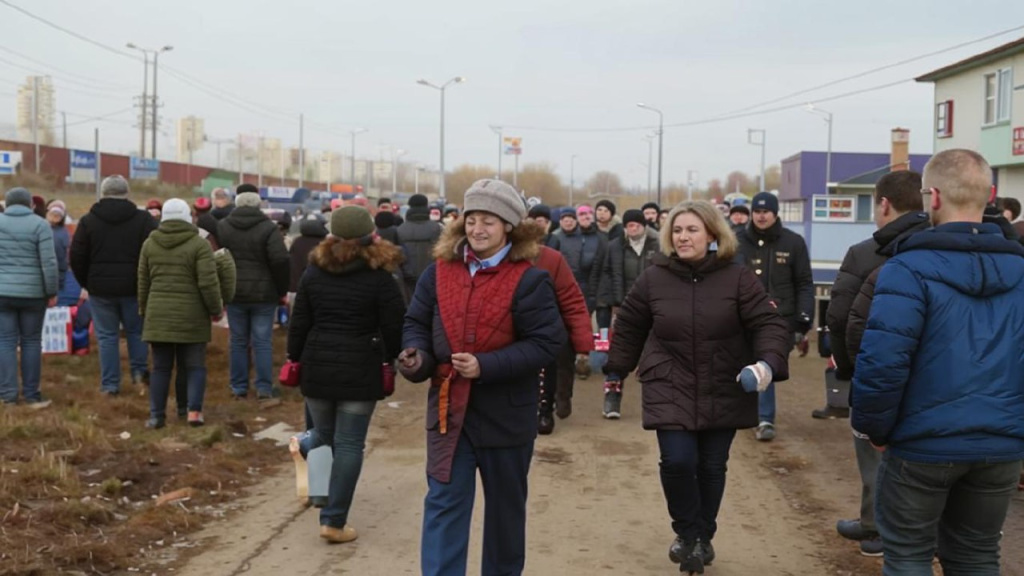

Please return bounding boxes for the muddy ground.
[173,351,1024,575]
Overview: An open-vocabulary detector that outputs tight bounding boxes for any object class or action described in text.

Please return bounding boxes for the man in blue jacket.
[852,149,1024,575]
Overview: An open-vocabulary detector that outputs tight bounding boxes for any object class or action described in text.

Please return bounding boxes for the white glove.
[736,361,773,393]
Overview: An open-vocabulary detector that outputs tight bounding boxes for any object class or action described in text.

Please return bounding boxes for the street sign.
[503,136,522,156]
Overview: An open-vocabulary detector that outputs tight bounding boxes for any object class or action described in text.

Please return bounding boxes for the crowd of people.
[0,147,1022,575]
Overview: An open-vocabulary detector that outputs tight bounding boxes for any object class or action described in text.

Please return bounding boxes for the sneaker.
[538,412,555,435]
[860,536,884,557]
[310,496,328,508]
[754,422,775,442]
[836,519,876,541]
[145,417,166,430]
[603,390,622,419]
[698,540,715,566]
[319,524,358,544]
[812,406,850,419]
[555,398,572,420]
[100,389,120,397]
[187,411,204,427]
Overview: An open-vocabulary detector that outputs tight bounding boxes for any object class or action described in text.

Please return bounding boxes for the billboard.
[130,157,160,180]
[0,151,22,175]
[503,136,522,156]
[68,149,97,183]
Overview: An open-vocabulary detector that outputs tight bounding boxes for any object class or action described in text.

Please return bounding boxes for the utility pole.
[349,128,367,186]
[637,103,664,206]
[687,170,698,202]
[299,113,305,187]
[747,129,767,192]
[237,133,244,185]
[140,55,148,157]
[31,76,39,172]
[151,51,160,158]
[644,134,654,201]
[94,128,100,200]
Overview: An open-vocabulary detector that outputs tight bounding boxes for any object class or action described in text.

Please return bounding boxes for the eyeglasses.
[921,187,938,195]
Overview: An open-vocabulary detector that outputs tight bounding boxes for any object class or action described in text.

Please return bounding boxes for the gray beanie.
[100,175,130,198]
[161,198,192,224]
[4,187,32,208]
[236,192,262,208]
[463,179,526,226]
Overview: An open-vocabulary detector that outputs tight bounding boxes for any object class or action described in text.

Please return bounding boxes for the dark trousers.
[553,343,575,409]
[149,343,207,419]
[656,428,737,542]
[875,452,1021,576]
[853,432,882,532]
[421,431,533,576]
[595,306,612,330]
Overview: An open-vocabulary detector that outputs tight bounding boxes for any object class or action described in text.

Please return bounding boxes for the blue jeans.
[226,303,275,396]
[656,428,736,542]
[422,432,533,576]
[91,296,148,393]
[0,297,47,403]
[149,343,207,419]
[758,382,776,424]
[875,452,1021,575]
[305,397,376,528]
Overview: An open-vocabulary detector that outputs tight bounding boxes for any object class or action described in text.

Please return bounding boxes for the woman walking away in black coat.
[286,206,406,544]
[604,200,790,574]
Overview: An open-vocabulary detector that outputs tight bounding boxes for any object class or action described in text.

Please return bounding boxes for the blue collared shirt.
[468,243,512,277]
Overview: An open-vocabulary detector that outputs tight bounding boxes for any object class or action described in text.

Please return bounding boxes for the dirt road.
[177,353,1024,575]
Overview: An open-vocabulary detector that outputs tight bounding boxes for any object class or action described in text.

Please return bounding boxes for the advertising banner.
[130,157,160,180]
[68,149,97,183]
[503,136,522,156]
[0,151,22,175]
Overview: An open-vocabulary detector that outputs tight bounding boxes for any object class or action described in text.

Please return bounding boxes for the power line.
[0,43,133,91]
[63,107,134,127]
[0,0,139,62]
[725,23,1024,114]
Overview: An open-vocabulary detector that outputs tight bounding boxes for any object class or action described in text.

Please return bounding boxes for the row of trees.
[439,163,782,209]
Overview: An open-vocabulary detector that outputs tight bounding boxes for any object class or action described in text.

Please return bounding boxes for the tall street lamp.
[637,103,664,206]
[391,148,407,197]
[127,43,172,159]
[747,129,767,192]
[643,133,655,201]
[349,128,367,186]
[805,104,833,193]
[417,76,465,201]
[490,125,503,180]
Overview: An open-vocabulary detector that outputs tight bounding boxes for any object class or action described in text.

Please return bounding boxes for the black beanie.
[641,202,660,213]
[236,183,259,195]
[622,209,646,227]
[595,199,617,216]
[528,204,552,220]
[375,211,397,229]
[409,194,428,208]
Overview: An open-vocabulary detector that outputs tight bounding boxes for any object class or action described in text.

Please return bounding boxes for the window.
[856,194,874,222]
[984,68,1013,125]
[936,100,953,138]
[779,200,804,223]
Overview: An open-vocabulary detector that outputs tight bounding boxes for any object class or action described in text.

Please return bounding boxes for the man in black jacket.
[548,205,608,418]
[217,188,290,400]
[396,194,442,297]
[737,192,814,442]
[824,171,928,557]
[70,175,157,395]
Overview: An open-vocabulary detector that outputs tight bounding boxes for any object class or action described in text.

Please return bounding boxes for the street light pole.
[349,128,367,186]
[637,103,664,206]
[805,104,834,193]
[417,77,465,201]
[643,134,654,201]
[392,148,406,197]
[569,154,577,207]
[490,125,502,180]
[747,129,767,192]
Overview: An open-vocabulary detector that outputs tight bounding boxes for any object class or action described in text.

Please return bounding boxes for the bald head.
[923,149,992,211]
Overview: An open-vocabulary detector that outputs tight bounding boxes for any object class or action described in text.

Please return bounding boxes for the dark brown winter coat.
[605,252,791,431]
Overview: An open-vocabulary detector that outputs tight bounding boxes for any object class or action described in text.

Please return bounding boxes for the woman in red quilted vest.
[399,179,565,576]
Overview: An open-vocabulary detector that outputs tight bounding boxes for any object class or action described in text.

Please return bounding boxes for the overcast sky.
[1,0,1022,190]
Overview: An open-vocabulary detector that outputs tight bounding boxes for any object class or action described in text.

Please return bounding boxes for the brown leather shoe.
[320,524,358,543]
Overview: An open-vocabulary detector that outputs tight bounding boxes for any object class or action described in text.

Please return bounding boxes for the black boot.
[669,536,704,574]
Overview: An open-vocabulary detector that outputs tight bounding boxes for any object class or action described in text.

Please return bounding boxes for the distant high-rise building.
[176,116,205,163]
[16,76,56,146]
